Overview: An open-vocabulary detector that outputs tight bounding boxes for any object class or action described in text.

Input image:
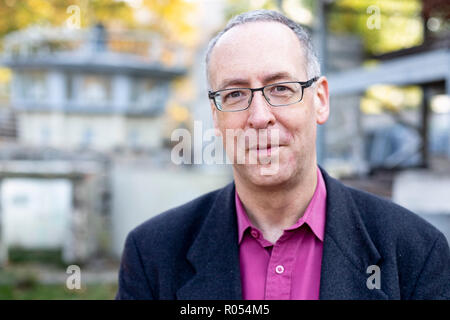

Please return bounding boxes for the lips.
[236,129,289,152]
[249,144,274,151]
[248,145,281,159]
[247,143,284,151]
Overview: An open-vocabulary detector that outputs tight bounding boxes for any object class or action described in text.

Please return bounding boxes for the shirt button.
[275,265,284,274]
[250,230,259,238]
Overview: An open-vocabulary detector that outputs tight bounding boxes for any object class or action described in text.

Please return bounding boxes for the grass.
[7,247,65,267]
[0,262,118,300]
[0,282,118,300]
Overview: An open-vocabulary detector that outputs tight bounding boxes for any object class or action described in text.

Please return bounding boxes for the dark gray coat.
[116,168,450,300]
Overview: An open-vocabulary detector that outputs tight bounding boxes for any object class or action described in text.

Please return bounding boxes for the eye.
[228,91,242,98]
[270,85,294,95]
[275,86,288,92]
[222,89,247,102]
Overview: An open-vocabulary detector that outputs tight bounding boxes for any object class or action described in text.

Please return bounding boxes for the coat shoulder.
[345,183,450,299]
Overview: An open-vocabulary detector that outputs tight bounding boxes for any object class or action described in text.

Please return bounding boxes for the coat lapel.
[319,168,388,299]
[176,182,242,300]
[176,168,389,300]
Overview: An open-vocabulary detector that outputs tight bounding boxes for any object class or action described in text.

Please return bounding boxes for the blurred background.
[0,0,448,299]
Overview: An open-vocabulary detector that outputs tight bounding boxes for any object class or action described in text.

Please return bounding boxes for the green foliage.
[328,0,424,55]
[223,0,425,55]
[0,263,118,300]
[224,0,278,20]
[0,282,118,300]
[0,0,197,44]
[8,247,65,267]
[0,0,132,37]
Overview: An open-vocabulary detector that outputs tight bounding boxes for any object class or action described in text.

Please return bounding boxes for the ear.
[314,76,330,125]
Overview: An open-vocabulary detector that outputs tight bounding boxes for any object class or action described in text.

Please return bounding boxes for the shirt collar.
[235,166,327,244]
[235,190,252,244]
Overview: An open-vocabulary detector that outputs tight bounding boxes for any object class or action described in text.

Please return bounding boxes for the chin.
[235,162,294,188]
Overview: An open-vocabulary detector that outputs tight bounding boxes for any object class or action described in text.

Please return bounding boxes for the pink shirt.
[236,167,327,300]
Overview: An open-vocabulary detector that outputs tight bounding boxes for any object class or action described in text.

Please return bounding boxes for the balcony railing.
[2,25,187,68]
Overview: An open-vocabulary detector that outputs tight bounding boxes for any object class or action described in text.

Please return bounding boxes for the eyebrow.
[217,72,296,90]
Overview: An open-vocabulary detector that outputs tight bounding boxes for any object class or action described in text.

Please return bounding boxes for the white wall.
[392,170,450,243]
[0,178,72,249]
[110,161,232,257]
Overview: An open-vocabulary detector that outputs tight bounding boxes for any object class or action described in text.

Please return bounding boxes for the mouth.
[248,145,281,157]
[248,143,283,150]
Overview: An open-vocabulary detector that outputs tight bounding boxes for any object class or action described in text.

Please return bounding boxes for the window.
[18,70,47,102]
[127,129,140,149]
[40,126,50,144]
[82,75,111,105]
[131,78,166,110]
[81,127,93,148]
[66,73,112,106]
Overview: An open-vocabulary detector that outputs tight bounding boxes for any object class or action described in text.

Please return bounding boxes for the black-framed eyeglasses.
[208,77,318,112]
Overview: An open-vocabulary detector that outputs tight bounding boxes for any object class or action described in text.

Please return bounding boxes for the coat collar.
[176,182,242,300]
[177,167,387,300]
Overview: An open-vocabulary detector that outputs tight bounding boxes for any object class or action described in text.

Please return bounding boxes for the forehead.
[208,21,307,88]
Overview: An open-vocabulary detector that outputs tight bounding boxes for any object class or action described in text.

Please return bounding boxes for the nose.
[247,91,276,129]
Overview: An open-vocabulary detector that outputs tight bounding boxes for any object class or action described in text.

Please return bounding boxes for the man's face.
[208,21,329,187]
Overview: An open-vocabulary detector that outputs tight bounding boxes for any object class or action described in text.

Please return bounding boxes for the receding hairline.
[205,10,321,88]
[208,20,305,64]
[207,20,310,88]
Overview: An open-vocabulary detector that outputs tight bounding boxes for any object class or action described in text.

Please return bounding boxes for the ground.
[0,261,118,300]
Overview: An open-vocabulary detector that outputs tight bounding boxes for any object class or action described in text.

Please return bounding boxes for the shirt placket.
[264,231,301,300]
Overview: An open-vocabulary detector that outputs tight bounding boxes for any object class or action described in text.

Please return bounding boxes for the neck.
[234,164,318,244]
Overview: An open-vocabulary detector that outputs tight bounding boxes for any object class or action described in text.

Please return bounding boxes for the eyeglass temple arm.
[302,76,319,88]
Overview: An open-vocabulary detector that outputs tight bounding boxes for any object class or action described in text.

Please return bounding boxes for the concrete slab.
[392,169,450,243]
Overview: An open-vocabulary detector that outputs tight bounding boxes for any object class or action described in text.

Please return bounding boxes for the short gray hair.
[205,9,321,87]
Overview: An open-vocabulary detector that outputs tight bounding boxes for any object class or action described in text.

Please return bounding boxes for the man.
[116,10,450,300]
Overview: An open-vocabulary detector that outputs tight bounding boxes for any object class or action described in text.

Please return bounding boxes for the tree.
[328,0,424,55]
[0,0,197,46]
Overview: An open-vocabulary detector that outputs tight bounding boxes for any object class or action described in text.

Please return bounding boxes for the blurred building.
[327,38,450,173]
[0,22,234,265]
[0,66,15,142]
[324,2,450,242]
[324,2,450,175]
[0,146,108,265]
[0,24,189,265]
[1,24,186,152]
